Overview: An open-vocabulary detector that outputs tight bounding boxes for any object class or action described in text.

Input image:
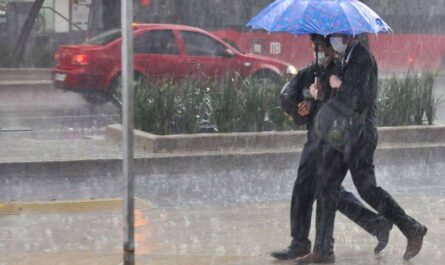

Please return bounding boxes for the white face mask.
[330,37,347,54]
[313,52,328,65]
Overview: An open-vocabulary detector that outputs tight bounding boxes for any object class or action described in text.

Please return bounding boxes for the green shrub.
[31,45,54,67]
[420,71,441,125]
[134,79,176,135]
[207,75,243,133]
[0,43,12,67]
[133,71,440,135]
[174,79,212,134]
[378,71,441,126]
[132,75,291,134]
[237,77,273,132]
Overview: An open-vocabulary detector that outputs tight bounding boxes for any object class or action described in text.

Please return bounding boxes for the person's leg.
[349,138,427,260]
[297,146,345,264]
[289,160,316,249]
[271,139,318,259]
[337,186,393,254]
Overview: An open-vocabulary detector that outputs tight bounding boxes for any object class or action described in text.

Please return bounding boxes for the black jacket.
[283,59,341,131]
[336,42,378,139]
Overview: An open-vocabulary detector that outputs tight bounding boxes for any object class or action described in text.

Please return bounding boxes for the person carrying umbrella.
[275,34,392,262]
[294,33,427,264]
[247,0,427,263]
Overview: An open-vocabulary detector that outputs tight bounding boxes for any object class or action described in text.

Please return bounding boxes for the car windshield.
[85,28,122,45]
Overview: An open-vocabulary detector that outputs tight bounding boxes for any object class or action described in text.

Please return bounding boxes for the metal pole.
[121,0,135,264]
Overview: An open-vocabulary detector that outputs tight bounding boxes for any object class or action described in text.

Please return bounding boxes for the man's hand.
[330,75,342,90]
[284,112,293,121]
[297,101,310,116]
[309,83,318,99]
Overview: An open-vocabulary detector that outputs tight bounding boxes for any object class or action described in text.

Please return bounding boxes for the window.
[181,31,227,57]
[134,30,178,55]
[85,28,122,45]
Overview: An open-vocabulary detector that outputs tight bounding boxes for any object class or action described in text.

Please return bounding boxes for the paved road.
[0,195,443,265]
[0,85,120,139]
[0,79,444,264]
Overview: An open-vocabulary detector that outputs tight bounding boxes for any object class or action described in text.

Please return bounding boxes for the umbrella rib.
[246,0,392,35]
[349,0,376,34]
[352,0,392,33]
[269,0,297,32]
[336,2,355,36]
[279,0,310,34]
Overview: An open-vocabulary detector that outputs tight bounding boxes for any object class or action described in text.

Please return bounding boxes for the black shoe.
[403,224,427,260]
[374,219,393,255]
[271,246,310,260]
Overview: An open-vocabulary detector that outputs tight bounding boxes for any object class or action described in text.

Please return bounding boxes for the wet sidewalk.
[0,195,443,265]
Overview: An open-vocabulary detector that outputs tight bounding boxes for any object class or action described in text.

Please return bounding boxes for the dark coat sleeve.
[335,45,375,114]
[281,64,316,125]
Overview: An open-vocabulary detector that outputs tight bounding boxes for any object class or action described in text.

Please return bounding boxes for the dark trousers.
[290,134,386,253]
[314,133,419,255]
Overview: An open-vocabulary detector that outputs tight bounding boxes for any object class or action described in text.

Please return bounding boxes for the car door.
[133,29,180,80]
[179,30,237,79]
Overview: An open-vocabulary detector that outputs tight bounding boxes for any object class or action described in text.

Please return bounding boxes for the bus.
[86,0,445,73]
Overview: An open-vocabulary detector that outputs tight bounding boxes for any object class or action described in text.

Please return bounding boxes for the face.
[330,34,349,54]
[312,42,335,63]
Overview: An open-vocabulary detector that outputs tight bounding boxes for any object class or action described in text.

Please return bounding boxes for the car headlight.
[286,64,298,75]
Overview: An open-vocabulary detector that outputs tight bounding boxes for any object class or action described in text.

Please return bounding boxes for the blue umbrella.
[246,0,392,36]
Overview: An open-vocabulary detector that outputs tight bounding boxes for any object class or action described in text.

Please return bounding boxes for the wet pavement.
[0,74,444,264]
[0,83,120,134]
[0,195,443,265]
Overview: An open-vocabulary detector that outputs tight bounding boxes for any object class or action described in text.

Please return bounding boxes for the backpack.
[314,97,368,158]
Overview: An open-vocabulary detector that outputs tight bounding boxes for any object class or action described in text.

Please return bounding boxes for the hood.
[241,53,290,66]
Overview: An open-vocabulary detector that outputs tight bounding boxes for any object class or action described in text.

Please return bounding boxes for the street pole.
[121,0,135,264]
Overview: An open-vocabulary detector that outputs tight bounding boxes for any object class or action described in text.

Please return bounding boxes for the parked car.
[52,23,297,103]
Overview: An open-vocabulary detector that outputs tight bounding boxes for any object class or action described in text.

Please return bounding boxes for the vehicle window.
[222,38,242,53]
[134,30,178,55]
[181,31,227,57]
[85,28,122,45]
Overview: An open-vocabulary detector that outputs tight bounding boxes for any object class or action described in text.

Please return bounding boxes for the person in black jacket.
[295,34,428,264]
[272,34,392,261]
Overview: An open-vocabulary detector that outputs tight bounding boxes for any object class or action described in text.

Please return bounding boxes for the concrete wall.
[1,130,444,207]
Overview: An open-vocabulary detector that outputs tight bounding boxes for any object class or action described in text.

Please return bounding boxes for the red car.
[52,24,297,102]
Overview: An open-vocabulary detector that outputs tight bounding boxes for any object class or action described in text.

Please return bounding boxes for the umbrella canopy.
[246,0,392,36]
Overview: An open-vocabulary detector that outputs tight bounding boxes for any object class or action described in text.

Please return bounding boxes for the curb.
[106,124,445,154]
[106,124,308,153]
[0,80,54,91]
[0,197,153,215]
[1,144,444,203]
[0,68,52,82]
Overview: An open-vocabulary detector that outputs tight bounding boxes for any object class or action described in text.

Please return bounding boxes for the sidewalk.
[0,126,444,264]
[0,196,443,265]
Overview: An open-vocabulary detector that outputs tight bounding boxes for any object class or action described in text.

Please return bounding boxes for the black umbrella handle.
[314,43,321,78]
